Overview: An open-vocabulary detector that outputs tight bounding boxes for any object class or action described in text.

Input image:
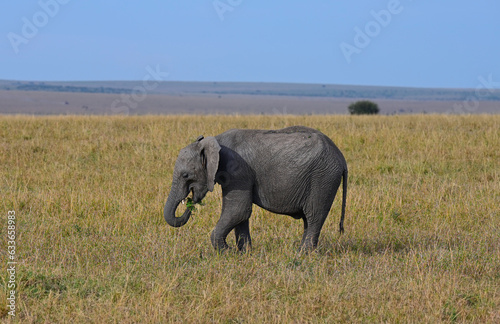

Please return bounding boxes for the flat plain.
[5,89,499,116]
[0,115,499,323]
[1,80,499,115]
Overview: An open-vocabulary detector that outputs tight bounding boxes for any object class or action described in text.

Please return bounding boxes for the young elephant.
[163,126,348,252]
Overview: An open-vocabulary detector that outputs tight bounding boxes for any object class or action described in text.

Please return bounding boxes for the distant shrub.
[348,100,380,115]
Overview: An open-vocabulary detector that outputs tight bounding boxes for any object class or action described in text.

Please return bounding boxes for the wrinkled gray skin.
[164,126,348,252]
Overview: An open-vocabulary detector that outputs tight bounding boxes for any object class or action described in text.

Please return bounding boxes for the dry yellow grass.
[0,114,499,323]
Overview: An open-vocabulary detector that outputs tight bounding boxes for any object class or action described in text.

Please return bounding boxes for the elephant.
[163,126,348,252]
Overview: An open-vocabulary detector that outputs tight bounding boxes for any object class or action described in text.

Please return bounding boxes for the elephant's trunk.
[163,186,191,227]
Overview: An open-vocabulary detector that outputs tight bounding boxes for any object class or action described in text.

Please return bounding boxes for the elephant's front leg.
[234,219,252,252]
[210,189,252,252]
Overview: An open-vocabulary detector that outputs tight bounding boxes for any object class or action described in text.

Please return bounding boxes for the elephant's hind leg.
[300,181,339,252]
[300,215,326,252]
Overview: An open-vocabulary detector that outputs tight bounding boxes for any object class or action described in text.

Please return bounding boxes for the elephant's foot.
[236,237,252,253]
[299,234,319,253]
[210,230,229,252]
[235,222,252,253]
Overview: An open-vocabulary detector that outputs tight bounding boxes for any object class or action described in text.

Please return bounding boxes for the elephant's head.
[164,136,221,227]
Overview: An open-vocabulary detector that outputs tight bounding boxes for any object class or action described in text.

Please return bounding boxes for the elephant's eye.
[182,172,189,179]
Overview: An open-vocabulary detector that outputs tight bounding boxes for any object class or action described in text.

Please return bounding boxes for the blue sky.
[1,0,499,88]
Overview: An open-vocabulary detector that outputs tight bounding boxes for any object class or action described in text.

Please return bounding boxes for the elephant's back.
[217,126,338,170]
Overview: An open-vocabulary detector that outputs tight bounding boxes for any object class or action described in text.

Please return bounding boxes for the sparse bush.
[348,100,380,115]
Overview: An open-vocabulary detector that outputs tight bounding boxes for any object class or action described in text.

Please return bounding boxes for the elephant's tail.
[339,168,348,234]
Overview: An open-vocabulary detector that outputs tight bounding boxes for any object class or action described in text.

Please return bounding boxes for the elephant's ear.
[199,136,220,192]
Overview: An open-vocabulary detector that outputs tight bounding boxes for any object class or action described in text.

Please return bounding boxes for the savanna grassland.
[0,115,499,323]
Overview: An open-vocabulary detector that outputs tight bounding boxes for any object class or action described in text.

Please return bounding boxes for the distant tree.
[348,100,380,115]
